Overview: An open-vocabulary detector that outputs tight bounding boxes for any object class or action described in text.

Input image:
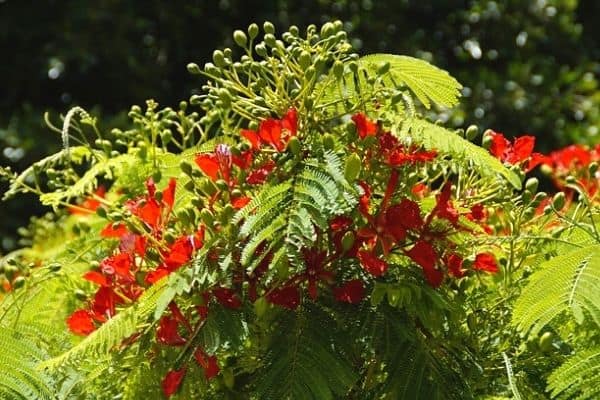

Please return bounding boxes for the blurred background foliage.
[1,0,598,253]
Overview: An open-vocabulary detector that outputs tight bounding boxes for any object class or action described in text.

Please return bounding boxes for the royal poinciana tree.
[1,22,599,399]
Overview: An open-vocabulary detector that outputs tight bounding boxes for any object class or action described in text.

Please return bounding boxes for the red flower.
[101,223,128,238]
[194,349,220,380]
[387,147,437,166]
[431,183,459,226]
[474,253,499,273]
[357,250,388,277]
[488,131,546,172]
[67,309,96,336]
[358,181,372,216]
[446,253,465,278]
[386,199,424,231]
[247,160,275,185]
[195,143,234,182]
[406,240,442,287]
[161,368,186,398]
[163,178,177,212]
[330,216,353,231]
[145,267,169,284]
[231,196,251,209]
[333,280,364,304]
[83,271,108,286]
[302,249,333,300]
[267,285,301,310]
[351,113,378,139]
[126,179,163,229]
[91,286,120,320]
[213,287,242,309]
[157,315,186,346]
[242,108,298,152]
[163,236,195,271]
[100,253,133,278]
[468,204,486,221]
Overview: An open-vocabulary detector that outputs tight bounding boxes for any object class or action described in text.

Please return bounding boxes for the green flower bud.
[48,262,62,272]
[254,296,269,318]
[255,43,267,57]
[320,22,334,38]
[481,130,493,149]
[287,136,302,157]
[200,209,215,226]
[233,30,248,47]
[180,161,193,176]
[212,50,226,68]
[199,178,217,196]
[186,62,201,75]
[333,60,344,79]
[344,153,362,182]
[377,61,390,76]
[264,33,276,48]
[322,134,335,151]
[190,94,202,106]
[13,276,25,289]
[248,23,259,39]
[299,51,311,70]
[589,162,598,175]
[525,177,539,193]
[552,192,566,210]
[75,289,88,301]
[465,125,479,141]
[263,21,275,35]
[539,331,554,352]
[341,231,355,252]
[215,179,229,191]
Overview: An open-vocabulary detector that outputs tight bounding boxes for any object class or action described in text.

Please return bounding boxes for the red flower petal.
[157,315,186,346]
[329,216,353,231]
[333,279,364,304]
[351,113,378,139]
[423,264,444,288]
[101,223,128,238]
[281,108,298,136]
[509,135,535,164]
[163,178,177,210]
[194,349,220,380]
[488,131,510,160]
[266,285,301,310]
[232,196,251,209]
[259,118,283,151]
[67,309,96,336]
[145,267,169,284]
[406,240,437,271]
[527,152,551,172]
[357,250,388,277]
[163,236,194,271]
[91,286,119,318]
[386,199,423,231]
[468,204,486,221]
[195,154,220,181]
[247,160,275,185]
[434,183,459,225]
[358,181,372,216]
[446,253,465,278]
[213,287,242,309]
[474,253,499,273]
[241,129,261,150]
[83,271,108,286]
[161,368,187,398]
[100,253,132,277]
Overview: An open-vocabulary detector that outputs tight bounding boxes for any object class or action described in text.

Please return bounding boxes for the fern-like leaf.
[254,308,357,399]
[0,326,55,400]
[359,54,463,109]
[39,278,169,369]
[546,346,600,400]
[395,118,522,189]
[512,244,600,336]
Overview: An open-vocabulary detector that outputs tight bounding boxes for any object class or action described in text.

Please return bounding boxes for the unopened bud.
[187,63,201,75]
[344,153,362,182]
[552,192,566,210]
[525,177,539,193]
[248,23,259,39]
[233,30,248,47]
[466,125,479,141]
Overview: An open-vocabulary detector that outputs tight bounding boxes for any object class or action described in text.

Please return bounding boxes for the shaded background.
[1,0,599,253]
